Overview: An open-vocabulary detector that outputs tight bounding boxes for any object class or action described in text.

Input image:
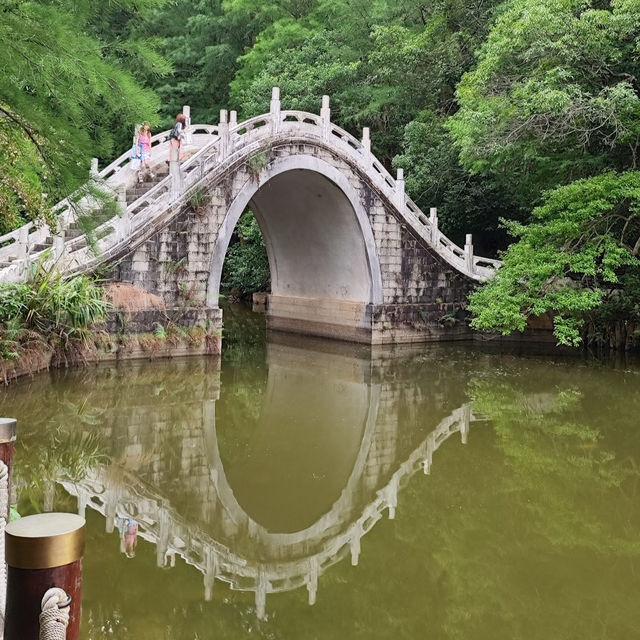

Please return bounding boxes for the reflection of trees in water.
[385,375,640,640]
[471,379,640,551]
[218,302,268,465]
[221,302,267,367]
[15,396,108,515]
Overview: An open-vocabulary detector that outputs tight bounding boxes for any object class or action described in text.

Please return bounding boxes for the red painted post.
[0,418,17,518]
[5,513,85,640]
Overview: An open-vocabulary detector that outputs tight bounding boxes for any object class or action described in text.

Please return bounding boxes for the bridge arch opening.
[208,155,383,342]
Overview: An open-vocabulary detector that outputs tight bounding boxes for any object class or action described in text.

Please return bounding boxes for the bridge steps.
[126,168,169,205]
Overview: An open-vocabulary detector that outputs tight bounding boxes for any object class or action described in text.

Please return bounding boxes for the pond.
[1,304,639,639]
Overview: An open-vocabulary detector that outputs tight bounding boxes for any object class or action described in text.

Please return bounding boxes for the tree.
[0,0,165,231]
[448,0,640,201]
[468,171,640,347]
[221,211,270,297]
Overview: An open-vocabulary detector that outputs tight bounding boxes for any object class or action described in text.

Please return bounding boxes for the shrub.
[0,263,110,364]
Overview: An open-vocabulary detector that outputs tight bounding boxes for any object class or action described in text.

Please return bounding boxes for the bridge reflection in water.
[56,336,481,620]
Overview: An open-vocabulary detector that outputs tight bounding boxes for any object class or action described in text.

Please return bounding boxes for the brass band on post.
[5,513,85,570]
[0,418,17,444]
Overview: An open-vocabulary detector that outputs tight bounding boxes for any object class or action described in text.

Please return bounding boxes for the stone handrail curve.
[0,93,501,283]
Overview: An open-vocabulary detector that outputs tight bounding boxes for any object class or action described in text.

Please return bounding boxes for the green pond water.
[1,304,640,639]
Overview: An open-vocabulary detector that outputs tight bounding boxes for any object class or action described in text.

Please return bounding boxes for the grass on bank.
[0,262,110,375]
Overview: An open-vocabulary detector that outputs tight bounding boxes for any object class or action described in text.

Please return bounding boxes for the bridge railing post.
[395,168,405,210]
[90,157,99,178]
[386,476,398,519]
[182,105,193,145]
[306,557,319,605]
[255,571,269,620]
[204,547,218,602]
[218,109,229,162]
[270,87,281,135]
[320,95,331,140]
[464,233,474,273]
[229,110,237,153]
[17,226,29,278]
[168,137,183,201]
[116,185,127,210]
[361,127,372,166]
[461,404,471,444]
[53,231,65,262]
[350,524,363,566]
[429,207,439,246]
[117,206,131,243]
[156,504,170,567]
[115,185,130,237]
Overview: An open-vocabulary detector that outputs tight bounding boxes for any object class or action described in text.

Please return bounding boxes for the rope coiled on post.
[39,588,70,640]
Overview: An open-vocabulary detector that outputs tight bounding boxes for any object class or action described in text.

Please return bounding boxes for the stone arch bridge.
[0,89,500,344]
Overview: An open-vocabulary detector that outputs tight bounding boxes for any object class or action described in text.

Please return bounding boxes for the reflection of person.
[120,517,138,558]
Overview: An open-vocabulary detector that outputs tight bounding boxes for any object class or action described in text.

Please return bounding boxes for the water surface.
[1,307,639,639]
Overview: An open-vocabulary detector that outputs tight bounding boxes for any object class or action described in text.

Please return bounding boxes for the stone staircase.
[0,169,169,269]
[58,167,171,248]
[126,166,170,207]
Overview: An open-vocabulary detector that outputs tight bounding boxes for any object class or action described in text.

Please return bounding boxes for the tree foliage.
[469,171,640,346]
[5,0,640,344]
[0,0,165,229]
[221,211,270,297]
[449,0,640,198]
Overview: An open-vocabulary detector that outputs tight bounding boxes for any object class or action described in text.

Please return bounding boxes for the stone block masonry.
[108,136,479,345]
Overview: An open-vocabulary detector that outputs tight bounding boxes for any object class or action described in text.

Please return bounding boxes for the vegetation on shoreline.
[0,264,110,374]
[221,211,270,300]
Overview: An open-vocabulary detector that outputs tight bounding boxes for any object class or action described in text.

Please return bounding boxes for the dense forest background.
[2,0,640,347]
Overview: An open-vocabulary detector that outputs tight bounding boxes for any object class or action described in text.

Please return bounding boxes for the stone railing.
[0,90,501,284]
[60,403,477,620]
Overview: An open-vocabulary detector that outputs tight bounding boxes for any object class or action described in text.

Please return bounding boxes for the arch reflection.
[53,337,477,620]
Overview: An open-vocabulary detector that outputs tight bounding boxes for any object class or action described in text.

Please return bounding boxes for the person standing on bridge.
[138,123,154,182]
[168,113,187,163]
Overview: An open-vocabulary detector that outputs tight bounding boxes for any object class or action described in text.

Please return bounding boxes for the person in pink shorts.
[137,123,154,182]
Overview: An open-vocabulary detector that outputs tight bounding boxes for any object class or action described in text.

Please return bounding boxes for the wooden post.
[0,419,17,516]
[5,513,85,640]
